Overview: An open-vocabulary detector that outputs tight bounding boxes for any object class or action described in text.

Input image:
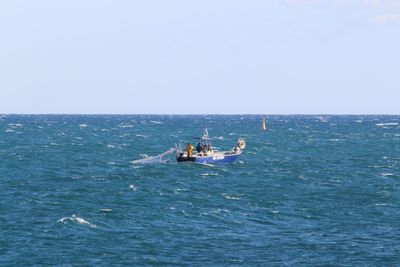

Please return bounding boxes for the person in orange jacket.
[185,143,194,157]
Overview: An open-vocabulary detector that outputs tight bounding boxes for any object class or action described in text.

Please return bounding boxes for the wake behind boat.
[176,129,245,164]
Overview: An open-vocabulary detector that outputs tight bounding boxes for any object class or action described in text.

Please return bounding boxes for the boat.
[176,129,246,164]
[262,118,267,130]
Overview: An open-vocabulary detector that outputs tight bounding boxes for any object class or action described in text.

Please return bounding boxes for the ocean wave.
[119,124,134,128]
[100,208,113,212]
[222,193,241,200]
[9,123,23,127]
[176,188,189,192]
[135,134,149,138]
[196,163,215,167]
[129,184,138,191]
[376,122,398,127]
[119,134,130,138]
[211,208,231,214]
[57,215,96,228]
[200,172,219,176]
[315,116,328,122]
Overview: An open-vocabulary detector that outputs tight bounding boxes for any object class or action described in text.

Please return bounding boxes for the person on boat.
[196,142,202,153]
[186,143,194,157]
[202,144,208,153]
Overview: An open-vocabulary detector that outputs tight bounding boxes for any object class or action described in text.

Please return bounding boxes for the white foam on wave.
[149,120,163,124]
[131,165,141,169]
[9,123,23,127]
[315,116,328,122]
[382,173,395,177]
[142,256,158,262]
[5,129,15,132]
[135,134,149,138]
[119,123,134,128]
[107,144,115,148]
[376,122,398,127]
[100,208,112,212]
[129,184,138,191]
[57,214,96,228]
[176,188,189,192]
[79,124,88,127]
[200,172,219,177]
[211,208,231,214]
[197,162,215,167]
[222,193,241,200]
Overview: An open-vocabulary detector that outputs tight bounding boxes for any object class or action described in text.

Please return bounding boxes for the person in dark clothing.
[202,144,208,153]
[196,142,202,153]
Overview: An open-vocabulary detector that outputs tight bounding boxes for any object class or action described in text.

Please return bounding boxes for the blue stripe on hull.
[194,153,240,164]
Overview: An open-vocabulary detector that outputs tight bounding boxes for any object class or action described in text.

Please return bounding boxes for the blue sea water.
[0,114,399,266]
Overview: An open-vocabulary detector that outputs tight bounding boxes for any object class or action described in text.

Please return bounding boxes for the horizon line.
[1,113,399,116]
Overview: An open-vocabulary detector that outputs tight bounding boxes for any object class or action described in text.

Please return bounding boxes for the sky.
[0,0,399,114]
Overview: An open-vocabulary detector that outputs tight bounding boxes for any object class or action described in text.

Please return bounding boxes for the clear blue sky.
[0,0,399,114]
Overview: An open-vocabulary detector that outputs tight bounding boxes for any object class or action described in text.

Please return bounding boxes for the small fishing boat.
[176,129,246,164]
[262,118,267,130]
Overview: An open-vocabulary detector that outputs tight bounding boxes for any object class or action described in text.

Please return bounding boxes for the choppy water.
[0,115,399,266]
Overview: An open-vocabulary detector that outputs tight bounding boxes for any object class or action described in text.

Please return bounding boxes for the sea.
[0,114,399,266]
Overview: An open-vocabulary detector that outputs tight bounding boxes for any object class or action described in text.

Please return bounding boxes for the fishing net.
[131,148,175,164]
